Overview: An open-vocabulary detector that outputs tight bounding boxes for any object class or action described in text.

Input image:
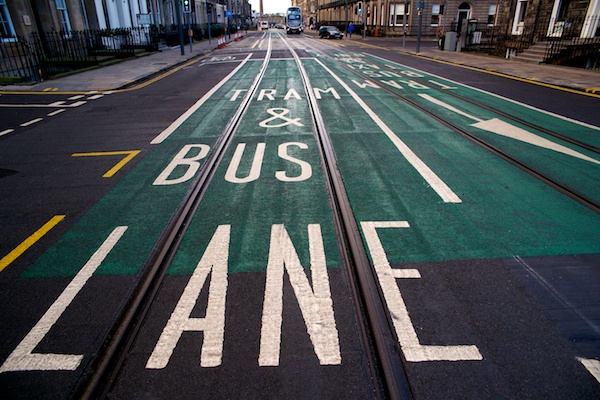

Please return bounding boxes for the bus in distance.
[286,6,303,34]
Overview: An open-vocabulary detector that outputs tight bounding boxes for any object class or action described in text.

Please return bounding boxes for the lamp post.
[416,0,424,53]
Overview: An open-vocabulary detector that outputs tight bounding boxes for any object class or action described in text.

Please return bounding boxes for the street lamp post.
[416,0,424,53]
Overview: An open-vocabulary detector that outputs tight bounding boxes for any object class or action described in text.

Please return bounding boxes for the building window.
[487,4,497,25]
[56,0,72,32]
[389,2,410,27]
[431,4,444,26]
[0,0,16,39]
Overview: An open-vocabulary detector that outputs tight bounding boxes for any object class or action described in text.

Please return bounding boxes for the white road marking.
[361,221,483,362]
[259,224,341,366]
[366,53,600,131]
[419,93,600,164]
[151,53,253,144]
[315,59,462,203]
[20,118,43,127]
[147,225,230,369]
[0,226,128,372]
[0,129,14,137]
[578,357,600,383]
[47,109,66,117]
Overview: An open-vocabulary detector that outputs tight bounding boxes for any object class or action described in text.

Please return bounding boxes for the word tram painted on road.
[229,87,341,101]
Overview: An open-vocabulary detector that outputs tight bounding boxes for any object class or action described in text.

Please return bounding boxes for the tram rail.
[78,32,414,400]
[364,54,600,155]
[306,45,600,214]
[78,38,275,399]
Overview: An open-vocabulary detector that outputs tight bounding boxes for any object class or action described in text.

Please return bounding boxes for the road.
[0,30,599,399]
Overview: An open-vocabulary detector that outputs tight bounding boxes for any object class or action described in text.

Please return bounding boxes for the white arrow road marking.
[419,94,599,164]
[578,357,600,383]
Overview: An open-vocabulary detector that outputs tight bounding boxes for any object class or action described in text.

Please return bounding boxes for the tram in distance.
[286,6,303,34]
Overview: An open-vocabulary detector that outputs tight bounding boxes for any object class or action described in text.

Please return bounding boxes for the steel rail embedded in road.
[77,38,274,400]
[313,49,600,215]
[280,32,414,400]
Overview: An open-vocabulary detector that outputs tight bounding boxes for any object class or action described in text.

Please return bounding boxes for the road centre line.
[0,129,14,137]
[0,226,127,372]
[314,58,462,203]
[0,101,87,108]
[48,109,66,116]
[20,118,43,127]
[151,53,253,144]
[365,53,600,130]
[0,215,65,273]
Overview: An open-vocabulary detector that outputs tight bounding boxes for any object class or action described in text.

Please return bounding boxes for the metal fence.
[0,38,40,82]
[1,27,159,83]
[498,15,600,69]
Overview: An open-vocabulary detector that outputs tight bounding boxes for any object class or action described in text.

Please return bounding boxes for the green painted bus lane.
[357,52,600,149]
[112,59,376,398]
[304,57,600,264]
[166,58,337,275]
[22,60,262,279]
[328,52,600,205]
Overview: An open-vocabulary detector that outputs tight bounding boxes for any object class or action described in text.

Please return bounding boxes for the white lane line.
[20,118,43,127]
[87,94,104,100]
[151,53,253,144]
[315,58,462,203]
[0,226,128,372]
[68,95,85,100]
[48,109,66,117]
[366,53,600,131]
[0,101,86,108]
[0,129,15,137]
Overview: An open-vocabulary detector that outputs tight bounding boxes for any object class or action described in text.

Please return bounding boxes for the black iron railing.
[1,26,162,83]
[0,38,40,83]
[499,15,600,69]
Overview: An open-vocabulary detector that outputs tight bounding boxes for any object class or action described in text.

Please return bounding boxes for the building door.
[456,3,471,33]
[512,0,527,35]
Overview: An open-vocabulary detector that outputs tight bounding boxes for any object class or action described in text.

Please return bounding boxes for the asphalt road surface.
[0,30,599,399]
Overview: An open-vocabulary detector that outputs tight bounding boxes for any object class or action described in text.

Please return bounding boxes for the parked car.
[319,26,343,39]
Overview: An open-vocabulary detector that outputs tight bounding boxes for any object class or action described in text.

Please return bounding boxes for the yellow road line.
[0,215,65,273]
[71,150,141,178]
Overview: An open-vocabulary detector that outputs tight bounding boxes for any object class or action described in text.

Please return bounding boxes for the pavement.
[1,30,598,95]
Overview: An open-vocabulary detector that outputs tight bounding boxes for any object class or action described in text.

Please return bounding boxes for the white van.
[260,21,269,30]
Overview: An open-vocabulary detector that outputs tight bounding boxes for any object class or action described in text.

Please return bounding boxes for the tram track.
[306,45,600,214]
[281,33,413,400]
[364,53,600,155]
[77,38,274,399]
[79,32,413,400]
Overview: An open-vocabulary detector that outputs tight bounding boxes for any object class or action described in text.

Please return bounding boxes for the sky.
[248,0,292,15]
